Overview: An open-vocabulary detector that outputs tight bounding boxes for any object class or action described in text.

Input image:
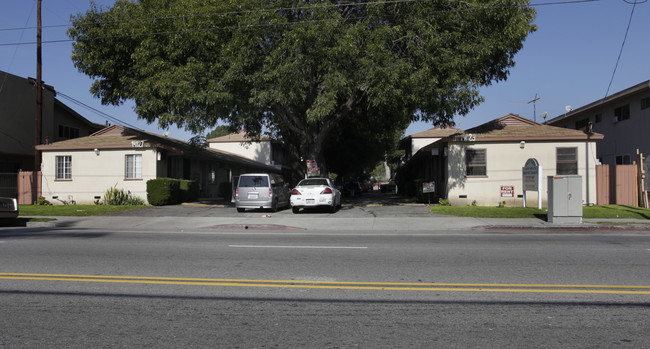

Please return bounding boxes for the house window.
[575,118,589,130]
[466,148,486,176]
[616,155,631,165]
[55,156,72,180]
[594,114,602,123]
[125,154,142,179]
[614,105,630,121]
[58,125,80,139]
[641,97,650,110]
[556,147,577,175]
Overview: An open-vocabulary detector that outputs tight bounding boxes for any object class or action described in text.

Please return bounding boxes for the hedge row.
[146,178,199,206]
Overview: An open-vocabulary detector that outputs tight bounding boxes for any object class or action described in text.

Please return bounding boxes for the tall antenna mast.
[527,93,541,122]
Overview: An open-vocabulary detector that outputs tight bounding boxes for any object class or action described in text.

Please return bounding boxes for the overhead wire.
[56,91,142,130]
[604,0,640,98]
[0,0,599,47]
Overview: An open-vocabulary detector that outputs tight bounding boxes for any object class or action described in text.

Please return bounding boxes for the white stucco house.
[398,126,462,162]
[36,125,280,204]
[207,131,287,168]
[400,114,603,206]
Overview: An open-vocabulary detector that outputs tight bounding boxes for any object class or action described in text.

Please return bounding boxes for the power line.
[0,0,598,47]
[56,91,142,130]
[604,0,639,98]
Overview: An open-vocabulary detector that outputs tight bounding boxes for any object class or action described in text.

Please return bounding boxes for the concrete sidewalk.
[22,214,650,232]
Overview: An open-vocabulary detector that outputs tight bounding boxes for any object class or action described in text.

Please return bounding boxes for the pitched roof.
[36,125,279,170]
[460,114,603,141]
[207,131,271,143]
[409,126,463,138]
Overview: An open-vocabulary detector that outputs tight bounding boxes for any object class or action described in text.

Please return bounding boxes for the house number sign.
[131,141,145,148]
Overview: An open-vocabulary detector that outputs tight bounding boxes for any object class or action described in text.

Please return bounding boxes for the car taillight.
[269,188,273,196]
[291,189,301,195]
[321,188,333,194]
[235,188,239,197]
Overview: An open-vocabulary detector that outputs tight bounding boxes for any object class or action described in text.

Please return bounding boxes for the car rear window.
[299,179,328,186]
[239,176,269,187]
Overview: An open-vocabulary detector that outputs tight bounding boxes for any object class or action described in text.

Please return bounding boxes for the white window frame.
[465,148,487,177]
[125,154,142,179]
[556,147,578,175]
[56,155,72,180]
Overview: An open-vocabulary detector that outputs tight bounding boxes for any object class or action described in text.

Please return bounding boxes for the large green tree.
[69,0,535,175]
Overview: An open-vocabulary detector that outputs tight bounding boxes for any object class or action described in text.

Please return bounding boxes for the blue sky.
[1,0,648,141]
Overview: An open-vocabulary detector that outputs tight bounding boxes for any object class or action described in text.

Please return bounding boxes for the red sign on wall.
[500,186,514,198]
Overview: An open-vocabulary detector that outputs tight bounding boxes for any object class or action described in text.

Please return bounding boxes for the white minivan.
[235,173,290,212]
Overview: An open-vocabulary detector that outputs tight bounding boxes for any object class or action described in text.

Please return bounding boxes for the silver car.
[235,173,290,212]
[290,178,341,213]
[0,197,18,219]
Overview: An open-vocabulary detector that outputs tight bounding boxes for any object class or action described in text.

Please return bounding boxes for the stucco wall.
[411,138,440,157]
[209,142,271,164]
[548,90,650,165]
[41,148,157,204]
[446,141,598,207]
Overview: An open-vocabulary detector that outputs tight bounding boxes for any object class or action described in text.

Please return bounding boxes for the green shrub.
[179,179,199,202]
[126,196,145,205]
[218,182,232,201]
[34,196,51,205]
[103,184,129,205]
[497,200,506,208]
[147,178,180,206]
[438,198,451,206]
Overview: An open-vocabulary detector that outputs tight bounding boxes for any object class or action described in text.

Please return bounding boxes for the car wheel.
[292,207,300,214]
[237,208,245,213]
[329,204,336,213]
[271,199,278,212]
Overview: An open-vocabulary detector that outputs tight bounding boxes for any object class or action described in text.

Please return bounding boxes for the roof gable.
[409,126,463,138]
[459,114,602,141]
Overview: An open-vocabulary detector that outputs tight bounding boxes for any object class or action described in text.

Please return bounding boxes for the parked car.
[0,197,18,219]
[235,173,290,212]
[380,181,396,193]
[290,178,341,213]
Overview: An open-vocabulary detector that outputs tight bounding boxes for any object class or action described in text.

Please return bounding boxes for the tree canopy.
[69,0,536,175]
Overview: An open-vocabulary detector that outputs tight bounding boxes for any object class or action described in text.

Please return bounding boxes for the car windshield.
[298,179,329,186]
[239,176,269,187]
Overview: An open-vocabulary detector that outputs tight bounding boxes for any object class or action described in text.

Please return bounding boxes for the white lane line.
[229,245,368,249]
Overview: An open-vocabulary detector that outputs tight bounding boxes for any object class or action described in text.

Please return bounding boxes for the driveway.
[107,191,436,218]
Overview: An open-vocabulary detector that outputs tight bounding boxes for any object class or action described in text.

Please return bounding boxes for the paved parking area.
[108,192,436,218]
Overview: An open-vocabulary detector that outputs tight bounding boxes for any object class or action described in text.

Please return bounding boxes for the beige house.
[36,125,280,204]
[401,114,602,206]
[546,79,650,165]
[398,126,462,162]
[207,131,286,168]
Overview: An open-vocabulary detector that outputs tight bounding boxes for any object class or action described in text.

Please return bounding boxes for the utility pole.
[33,0,42,203]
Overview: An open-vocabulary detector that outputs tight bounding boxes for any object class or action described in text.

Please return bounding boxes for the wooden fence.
[596,165,637,206]
[17,170,41,205]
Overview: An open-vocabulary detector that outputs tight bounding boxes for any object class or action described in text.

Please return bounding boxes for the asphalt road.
[1,220,649,348]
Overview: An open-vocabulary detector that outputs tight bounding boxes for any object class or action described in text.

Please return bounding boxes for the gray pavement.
[18,192,650,232]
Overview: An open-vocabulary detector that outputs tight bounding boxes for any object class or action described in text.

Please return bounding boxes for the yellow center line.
[1,273,650,295]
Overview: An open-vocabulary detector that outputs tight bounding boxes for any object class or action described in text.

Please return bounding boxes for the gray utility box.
[547,175,583,224]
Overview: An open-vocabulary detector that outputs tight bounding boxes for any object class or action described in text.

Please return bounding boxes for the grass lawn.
[430,204,650,220]
[18,204,150,217]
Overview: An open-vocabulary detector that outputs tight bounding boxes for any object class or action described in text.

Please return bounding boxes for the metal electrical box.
[547,175,583,223]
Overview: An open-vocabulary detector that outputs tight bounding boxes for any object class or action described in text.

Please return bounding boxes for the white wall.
[209,142,271,164]
[412,138,440,157]
[446,141,598,207]
[41,148,157,204]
